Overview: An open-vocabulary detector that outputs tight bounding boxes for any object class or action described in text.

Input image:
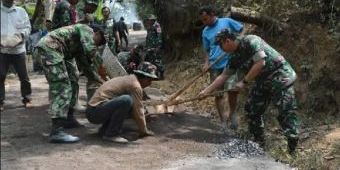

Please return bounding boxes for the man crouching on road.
[85,62,157,144]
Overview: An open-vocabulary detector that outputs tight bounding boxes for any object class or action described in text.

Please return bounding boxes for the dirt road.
[1,31,294,170]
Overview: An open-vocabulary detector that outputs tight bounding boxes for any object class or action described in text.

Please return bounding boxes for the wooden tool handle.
[167,52,226,102]
[165,89,229,106]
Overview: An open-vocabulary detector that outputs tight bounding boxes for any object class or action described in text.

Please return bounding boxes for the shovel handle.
[167,52,227,102]
[165,89,229,106]
[144,89,229,107]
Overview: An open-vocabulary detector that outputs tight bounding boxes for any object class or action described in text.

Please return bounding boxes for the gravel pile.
[212,138,266,158]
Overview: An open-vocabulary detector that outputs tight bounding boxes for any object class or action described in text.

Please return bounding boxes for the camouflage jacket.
[36,24,103,81]
[117,51,142,74]
[52,1,76,29]
[145,22,162,49]
[225,35,297,87]
[75,0,97,24]
[96,19,117,53]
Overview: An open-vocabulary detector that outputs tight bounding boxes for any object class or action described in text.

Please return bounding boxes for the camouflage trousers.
[245,83,300,140]
[145,49,164,79]
[37,47,79,118]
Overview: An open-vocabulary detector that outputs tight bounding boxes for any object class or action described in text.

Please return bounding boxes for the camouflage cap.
[84,0,99,6]
[133,62,158,79]
[214,29,237,45]
[147,14,157,20]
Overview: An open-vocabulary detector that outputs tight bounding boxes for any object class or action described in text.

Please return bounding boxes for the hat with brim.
[133,70,158,79]
[133,61,158,79]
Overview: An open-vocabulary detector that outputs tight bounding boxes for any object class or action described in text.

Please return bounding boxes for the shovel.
[144,89,229,115]
[166,52,227,103]
[145,52,227,113]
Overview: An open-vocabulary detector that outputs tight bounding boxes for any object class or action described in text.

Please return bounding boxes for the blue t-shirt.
[202,18,243,69]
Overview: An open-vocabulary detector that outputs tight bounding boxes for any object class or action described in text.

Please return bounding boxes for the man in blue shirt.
[199,6,244,130]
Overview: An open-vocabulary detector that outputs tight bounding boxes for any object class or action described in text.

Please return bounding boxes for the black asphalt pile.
[212,137,266,159]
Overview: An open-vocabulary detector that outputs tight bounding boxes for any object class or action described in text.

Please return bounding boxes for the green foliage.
[21,3,36,18]
[134,0,154,20]
[26,6,35,18]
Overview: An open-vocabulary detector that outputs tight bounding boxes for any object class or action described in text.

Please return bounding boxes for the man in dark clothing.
[117,17,129,49]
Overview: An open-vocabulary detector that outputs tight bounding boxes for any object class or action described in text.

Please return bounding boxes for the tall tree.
[31,0,46,29]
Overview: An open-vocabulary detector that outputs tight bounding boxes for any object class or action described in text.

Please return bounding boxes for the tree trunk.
[222,6,287,33]
[31,0,46,30]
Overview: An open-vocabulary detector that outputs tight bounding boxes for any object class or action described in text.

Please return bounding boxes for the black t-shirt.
[117,21,128,34]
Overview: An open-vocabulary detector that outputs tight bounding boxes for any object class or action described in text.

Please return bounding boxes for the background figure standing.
[0,0,33,111]
[198,6,244,130]
[52,0,79,29]
[117,17,129,50]
[96,6,120,55]
[36,24,106,143]
[199,29,301,154]
[76,0,98,25]
[144,14,164,80]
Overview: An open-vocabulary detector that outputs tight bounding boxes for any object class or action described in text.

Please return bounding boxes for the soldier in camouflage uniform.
[51,0,89,118]
[96,6,120,55]
[76,0,98,25]
[36,24,106,143]
[199,29,301,155]
[74,0,107,100]
[144,14,164,80]
[51,0,79,29]
[117,44,145,74]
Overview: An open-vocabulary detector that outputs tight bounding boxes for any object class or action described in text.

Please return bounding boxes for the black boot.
[64,108,85,129]
[49,118,80,143]
[287,138,298,155]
